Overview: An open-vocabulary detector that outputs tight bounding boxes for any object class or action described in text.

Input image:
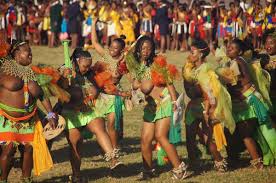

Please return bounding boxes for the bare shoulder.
[28,80,42,97]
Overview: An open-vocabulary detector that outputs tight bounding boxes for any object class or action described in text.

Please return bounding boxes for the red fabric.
[272,17,276,23]
[256,25,263,37]
[151,9,156,16]
[117,60,128,75]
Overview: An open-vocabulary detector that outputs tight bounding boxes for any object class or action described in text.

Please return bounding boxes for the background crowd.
[0,0,275,52]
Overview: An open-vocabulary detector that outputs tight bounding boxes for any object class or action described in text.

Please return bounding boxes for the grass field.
[7,46,276,183]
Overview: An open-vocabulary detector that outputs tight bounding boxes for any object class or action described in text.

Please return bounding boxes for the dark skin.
[226,42,263,168]
[60,57,118,177]
[264,36,276,124]
[92,17,130,149]
[0,43,57,180]
[133,41,183,173]
[186,46,223,164]
[265,36,276,56]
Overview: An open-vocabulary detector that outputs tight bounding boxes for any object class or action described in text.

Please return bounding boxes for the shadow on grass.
[189,157,251,177]
[37,162,142,182]
[49,136,141,164]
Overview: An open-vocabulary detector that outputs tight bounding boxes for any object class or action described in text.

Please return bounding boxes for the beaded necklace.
[0,57,36,112]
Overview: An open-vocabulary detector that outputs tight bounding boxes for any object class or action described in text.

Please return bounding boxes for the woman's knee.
[23,144,33,154]
[141,136,152,149]
[154,131,167,143]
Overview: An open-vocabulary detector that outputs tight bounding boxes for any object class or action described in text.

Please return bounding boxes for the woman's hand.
[119,91,131,98]
[62,68,72,78]
[48,117,58,130]
[203,111,210,128]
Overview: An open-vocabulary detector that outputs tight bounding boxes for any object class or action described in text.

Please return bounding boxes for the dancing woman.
[0,40,56,182]
[91,18,129,153]
[126,35,187,180]
[58,48,122,182]
[263,30,276,122]
[222,39,276,168]
[183,40,235,172]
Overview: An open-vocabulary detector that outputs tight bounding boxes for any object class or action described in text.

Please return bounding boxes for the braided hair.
[112,35,126,50]
[70,47,92,74]
[134,35,156,66]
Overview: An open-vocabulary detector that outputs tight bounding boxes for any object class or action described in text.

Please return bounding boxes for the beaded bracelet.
[46,112,56,120]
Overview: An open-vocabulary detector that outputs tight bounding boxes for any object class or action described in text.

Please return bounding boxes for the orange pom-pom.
[167,64,179,78]
[154,55,167,67]
[151,70,166,86]
[92,61,108,74]
[31,66,61,83]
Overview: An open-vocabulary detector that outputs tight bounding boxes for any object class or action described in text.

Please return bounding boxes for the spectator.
[156,0,170,53]
[67,0,82,49]
[49,0,62,47]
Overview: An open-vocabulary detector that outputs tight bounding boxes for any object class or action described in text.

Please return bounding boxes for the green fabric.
[36,74,52,86]
[143,89,171,123]
[36,73,53,99]
[271,95,276,115]
[115,95,123,132]
[157,146,168,166]
[125,52,151,81]
[63,97,106,130]
[81,128,93,139]
[0,102,36,113]
[254,123,276,166]
[248,61,272,110]
[233,93,276,166]
[169,115,182,144]
[196,62,236,133]
[102,94,125,132]
[185,99,203,126]
[247,93,270,124]
[143,88,181,144]
[63,109,97,130]
[0,115,35,142]
[232,100,257,123]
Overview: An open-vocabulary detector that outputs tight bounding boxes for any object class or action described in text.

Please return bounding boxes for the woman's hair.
[9,39,28,58]
[191,39,210,59]
[134,35,156,66]
[70,47,92,74]
[231,39,245,55]
[113,35,126,50]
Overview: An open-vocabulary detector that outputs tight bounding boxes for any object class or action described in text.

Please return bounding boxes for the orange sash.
[0,107,38,122]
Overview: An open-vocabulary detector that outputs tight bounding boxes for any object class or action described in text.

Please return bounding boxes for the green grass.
[7,46,276,183]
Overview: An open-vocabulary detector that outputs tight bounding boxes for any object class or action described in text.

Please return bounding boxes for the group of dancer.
[0,20,276,183]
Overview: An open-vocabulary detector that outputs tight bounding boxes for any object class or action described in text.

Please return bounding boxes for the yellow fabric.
[43,17,50,31]
[182,59,196,83]
[265,5,272,14]
[249,61,272,109]
[109,10,121,36]
[207,70,236,134]
[196,63,235,151]
[247,7,254,15]
[120,17,135,43]
[213,123,227,151]
[99,6,108,22]
[33,121,53,176]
